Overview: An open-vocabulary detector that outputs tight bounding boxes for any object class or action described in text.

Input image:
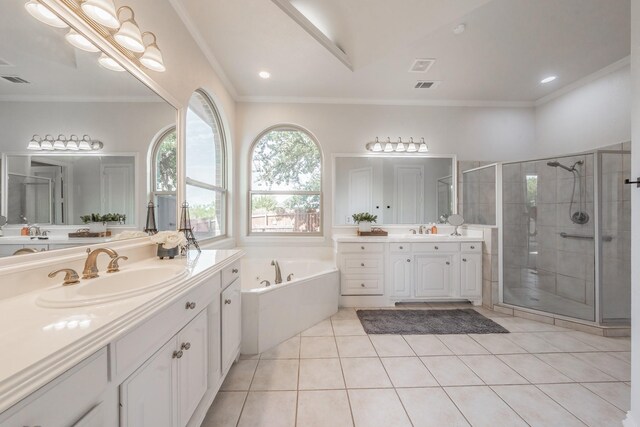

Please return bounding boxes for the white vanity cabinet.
[460,247,482,298]
[414,254,455,297]
[390,254,412,297]
[337,243,385,295]
[221,278,241,374]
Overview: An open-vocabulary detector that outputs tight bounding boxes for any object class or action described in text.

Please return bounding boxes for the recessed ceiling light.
[453,24,466,35]
[541,76,557,84]
[259,71,271,79]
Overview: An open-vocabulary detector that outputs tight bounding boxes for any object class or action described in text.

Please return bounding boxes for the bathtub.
[240,258,339,355]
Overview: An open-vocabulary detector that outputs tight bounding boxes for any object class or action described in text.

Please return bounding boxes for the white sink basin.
[37,264,189,308]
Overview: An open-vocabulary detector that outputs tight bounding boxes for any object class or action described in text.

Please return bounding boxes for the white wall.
[535,64,631,156]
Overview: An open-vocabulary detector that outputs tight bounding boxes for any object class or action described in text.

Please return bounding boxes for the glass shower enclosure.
[501,149,631,324]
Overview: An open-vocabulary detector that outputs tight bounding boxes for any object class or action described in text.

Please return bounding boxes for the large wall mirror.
[334,155,456,226]
[0,1,176,257]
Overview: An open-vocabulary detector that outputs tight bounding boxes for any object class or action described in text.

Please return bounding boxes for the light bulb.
[65,29,100,52]
[98,53,125,72]
[81,0,120,29]
[25,1,68,28]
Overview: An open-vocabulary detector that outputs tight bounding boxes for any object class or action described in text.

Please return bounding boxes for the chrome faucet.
[271,260,282,284]
[409,228,417,235]
[419,225,426,234]
[83,247,118,279]
[28,225,41,237]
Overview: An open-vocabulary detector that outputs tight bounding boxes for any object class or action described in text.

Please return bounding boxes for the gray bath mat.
[356,309,509,334]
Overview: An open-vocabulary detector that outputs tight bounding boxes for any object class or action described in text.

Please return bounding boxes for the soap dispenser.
[431,224,438,234]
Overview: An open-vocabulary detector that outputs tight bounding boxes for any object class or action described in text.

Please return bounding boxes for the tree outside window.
[151,128,177,230]
[250,127,322,234]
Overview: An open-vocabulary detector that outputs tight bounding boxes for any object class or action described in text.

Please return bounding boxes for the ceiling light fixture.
[139,32,165,72]
[65,29,100,52]
[259,71,271,79]
[540,75,557,84]
[114,6,145,53]
[98,53,125,72]
[24,1,69,28]
[80,0,120,29]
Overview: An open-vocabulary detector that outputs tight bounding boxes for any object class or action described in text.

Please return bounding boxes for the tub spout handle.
[260,279,271,287]
[287,273,294,282]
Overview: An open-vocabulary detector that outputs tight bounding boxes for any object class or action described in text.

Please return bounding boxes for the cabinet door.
[460,254,482,297]
[177,310,208,427]
[414,255,452,297]
[390,255,412,297]
[120,339,177,427]
[221,279,242,374]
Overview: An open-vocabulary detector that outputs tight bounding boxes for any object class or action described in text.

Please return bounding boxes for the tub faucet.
[271,260,282,284]
[260,280,271,287]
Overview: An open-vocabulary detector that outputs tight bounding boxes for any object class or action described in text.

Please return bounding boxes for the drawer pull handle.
[181,342,191,351]
[470,246,475,249]
[173,350,183,359]
[361,263,365,267]
[435,246,439,250]
[225,299,232,304]
[463,258,467,262]
[232,268,239,273]
[361,283,365,287]
[399,246,403,249]
[361,246,365,250]
[446,261,450,265]
[185,302,196,310]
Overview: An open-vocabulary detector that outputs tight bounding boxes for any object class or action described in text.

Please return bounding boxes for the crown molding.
[168,0,239,100]
[237,95,534,108]
[0,95,165,103]
[534,56,630,107]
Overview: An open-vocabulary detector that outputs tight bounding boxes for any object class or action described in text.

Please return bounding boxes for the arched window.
[249,126,322,235]
[185,90,226,240]
[151,127,177,230]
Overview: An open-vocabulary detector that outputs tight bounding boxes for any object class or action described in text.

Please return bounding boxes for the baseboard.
[623,411,638,427]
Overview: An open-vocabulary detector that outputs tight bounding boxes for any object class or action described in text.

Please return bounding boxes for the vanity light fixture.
[53,134,67,150]
[365,136,430,153]
[26,134,102,151]
[27,135,42,150]
[40,135,55,151]
[98,53,125,72]
[65,29,100,52]
[67,135,80,151]
[24,0,68,28]
[139,32,165,72]
[80,0,120,29]
[78,134,93,150]
[114,7,145,53]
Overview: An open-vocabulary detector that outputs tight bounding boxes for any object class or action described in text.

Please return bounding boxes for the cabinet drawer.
[0,348,108,427]
[412,242,459,253]
[342,277,383,295]
[338,242,384,253]
[112,275,219,378]
[222,260,241,288]
[343,256,383,274]
[461,242,482,253]
[389,243,410,253]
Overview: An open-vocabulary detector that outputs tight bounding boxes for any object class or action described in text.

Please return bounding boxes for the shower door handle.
[624,177,640,188]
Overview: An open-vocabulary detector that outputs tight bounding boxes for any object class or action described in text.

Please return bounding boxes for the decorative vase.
[157,244,179,259]
[88,222,107,233]
[358,221,372,233]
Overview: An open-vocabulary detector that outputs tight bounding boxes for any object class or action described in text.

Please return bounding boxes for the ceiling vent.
[1,75,30,84]
[414,80,440,89]
[409,58,435,73]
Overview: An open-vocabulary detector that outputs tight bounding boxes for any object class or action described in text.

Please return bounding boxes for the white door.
[120,339,178,427]
[221,279,242,374]
[394,166,424,223]
[101,164,134,223]
[415,255,452,297]
[460,254,482,298]
[390,255,412,297]
[177,310,208,426]
[348,167,373,220]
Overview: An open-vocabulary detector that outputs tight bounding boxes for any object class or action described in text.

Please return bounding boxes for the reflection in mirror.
[334,156,454,225]
[460,164,497,225]
[0,2,176,256]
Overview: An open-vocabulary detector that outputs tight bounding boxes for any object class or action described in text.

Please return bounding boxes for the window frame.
[184,89,228,241]
[150,126,177,230]
[248,124,323,236]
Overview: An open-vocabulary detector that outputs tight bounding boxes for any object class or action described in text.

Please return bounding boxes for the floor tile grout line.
[529,351,618,383]
[234,359,260,427]
[331,314,357,427]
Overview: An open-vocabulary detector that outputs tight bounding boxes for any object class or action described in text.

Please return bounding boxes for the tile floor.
[202,305,631,427]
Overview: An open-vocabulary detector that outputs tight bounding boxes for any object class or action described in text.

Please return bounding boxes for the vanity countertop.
[0,235,112,245]
[0,248,243,413]
[333,234,484,243]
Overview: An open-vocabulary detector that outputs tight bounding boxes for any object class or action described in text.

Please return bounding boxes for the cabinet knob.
[225,299,232,304]
[361,283,365,287]
[232,268,239,273]
[361,246,365,250]
[470,245,475,249]
[185,302,196,310]
[407,259,411,262]
[434,246,439,250]
[181,342,191,351]
[361,263,365,267]
[173,350,183,359]
[463,258,467,262]
[399,246,403,249]
[446,261,450,265]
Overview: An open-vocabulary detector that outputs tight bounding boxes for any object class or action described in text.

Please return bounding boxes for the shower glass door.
[502,154,596,321]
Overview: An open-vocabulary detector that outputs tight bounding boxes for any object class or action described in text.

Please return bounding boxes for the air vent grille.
[1,76,30,84]
[409,58,435,73]
[414,80,440,89]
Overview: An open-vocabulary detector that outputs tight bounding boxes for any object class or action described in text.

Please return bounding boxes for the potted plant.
[80,213,126,233]
[150,230,187,259]
[352,212,377,233]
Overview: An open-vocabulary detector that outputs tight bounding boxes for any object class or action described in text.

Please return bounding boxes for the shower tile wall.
[461,166,497,225]
[600,151,631,321]
[502,154,596,321]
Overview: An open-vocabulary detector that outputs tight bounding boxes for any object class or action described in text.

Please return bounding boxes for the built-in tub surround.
[0,239,243,421]
[241,258,339,355]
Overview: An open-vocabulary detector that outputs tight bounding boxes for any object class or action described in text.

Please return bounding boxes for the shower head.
[546,160,580,172]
